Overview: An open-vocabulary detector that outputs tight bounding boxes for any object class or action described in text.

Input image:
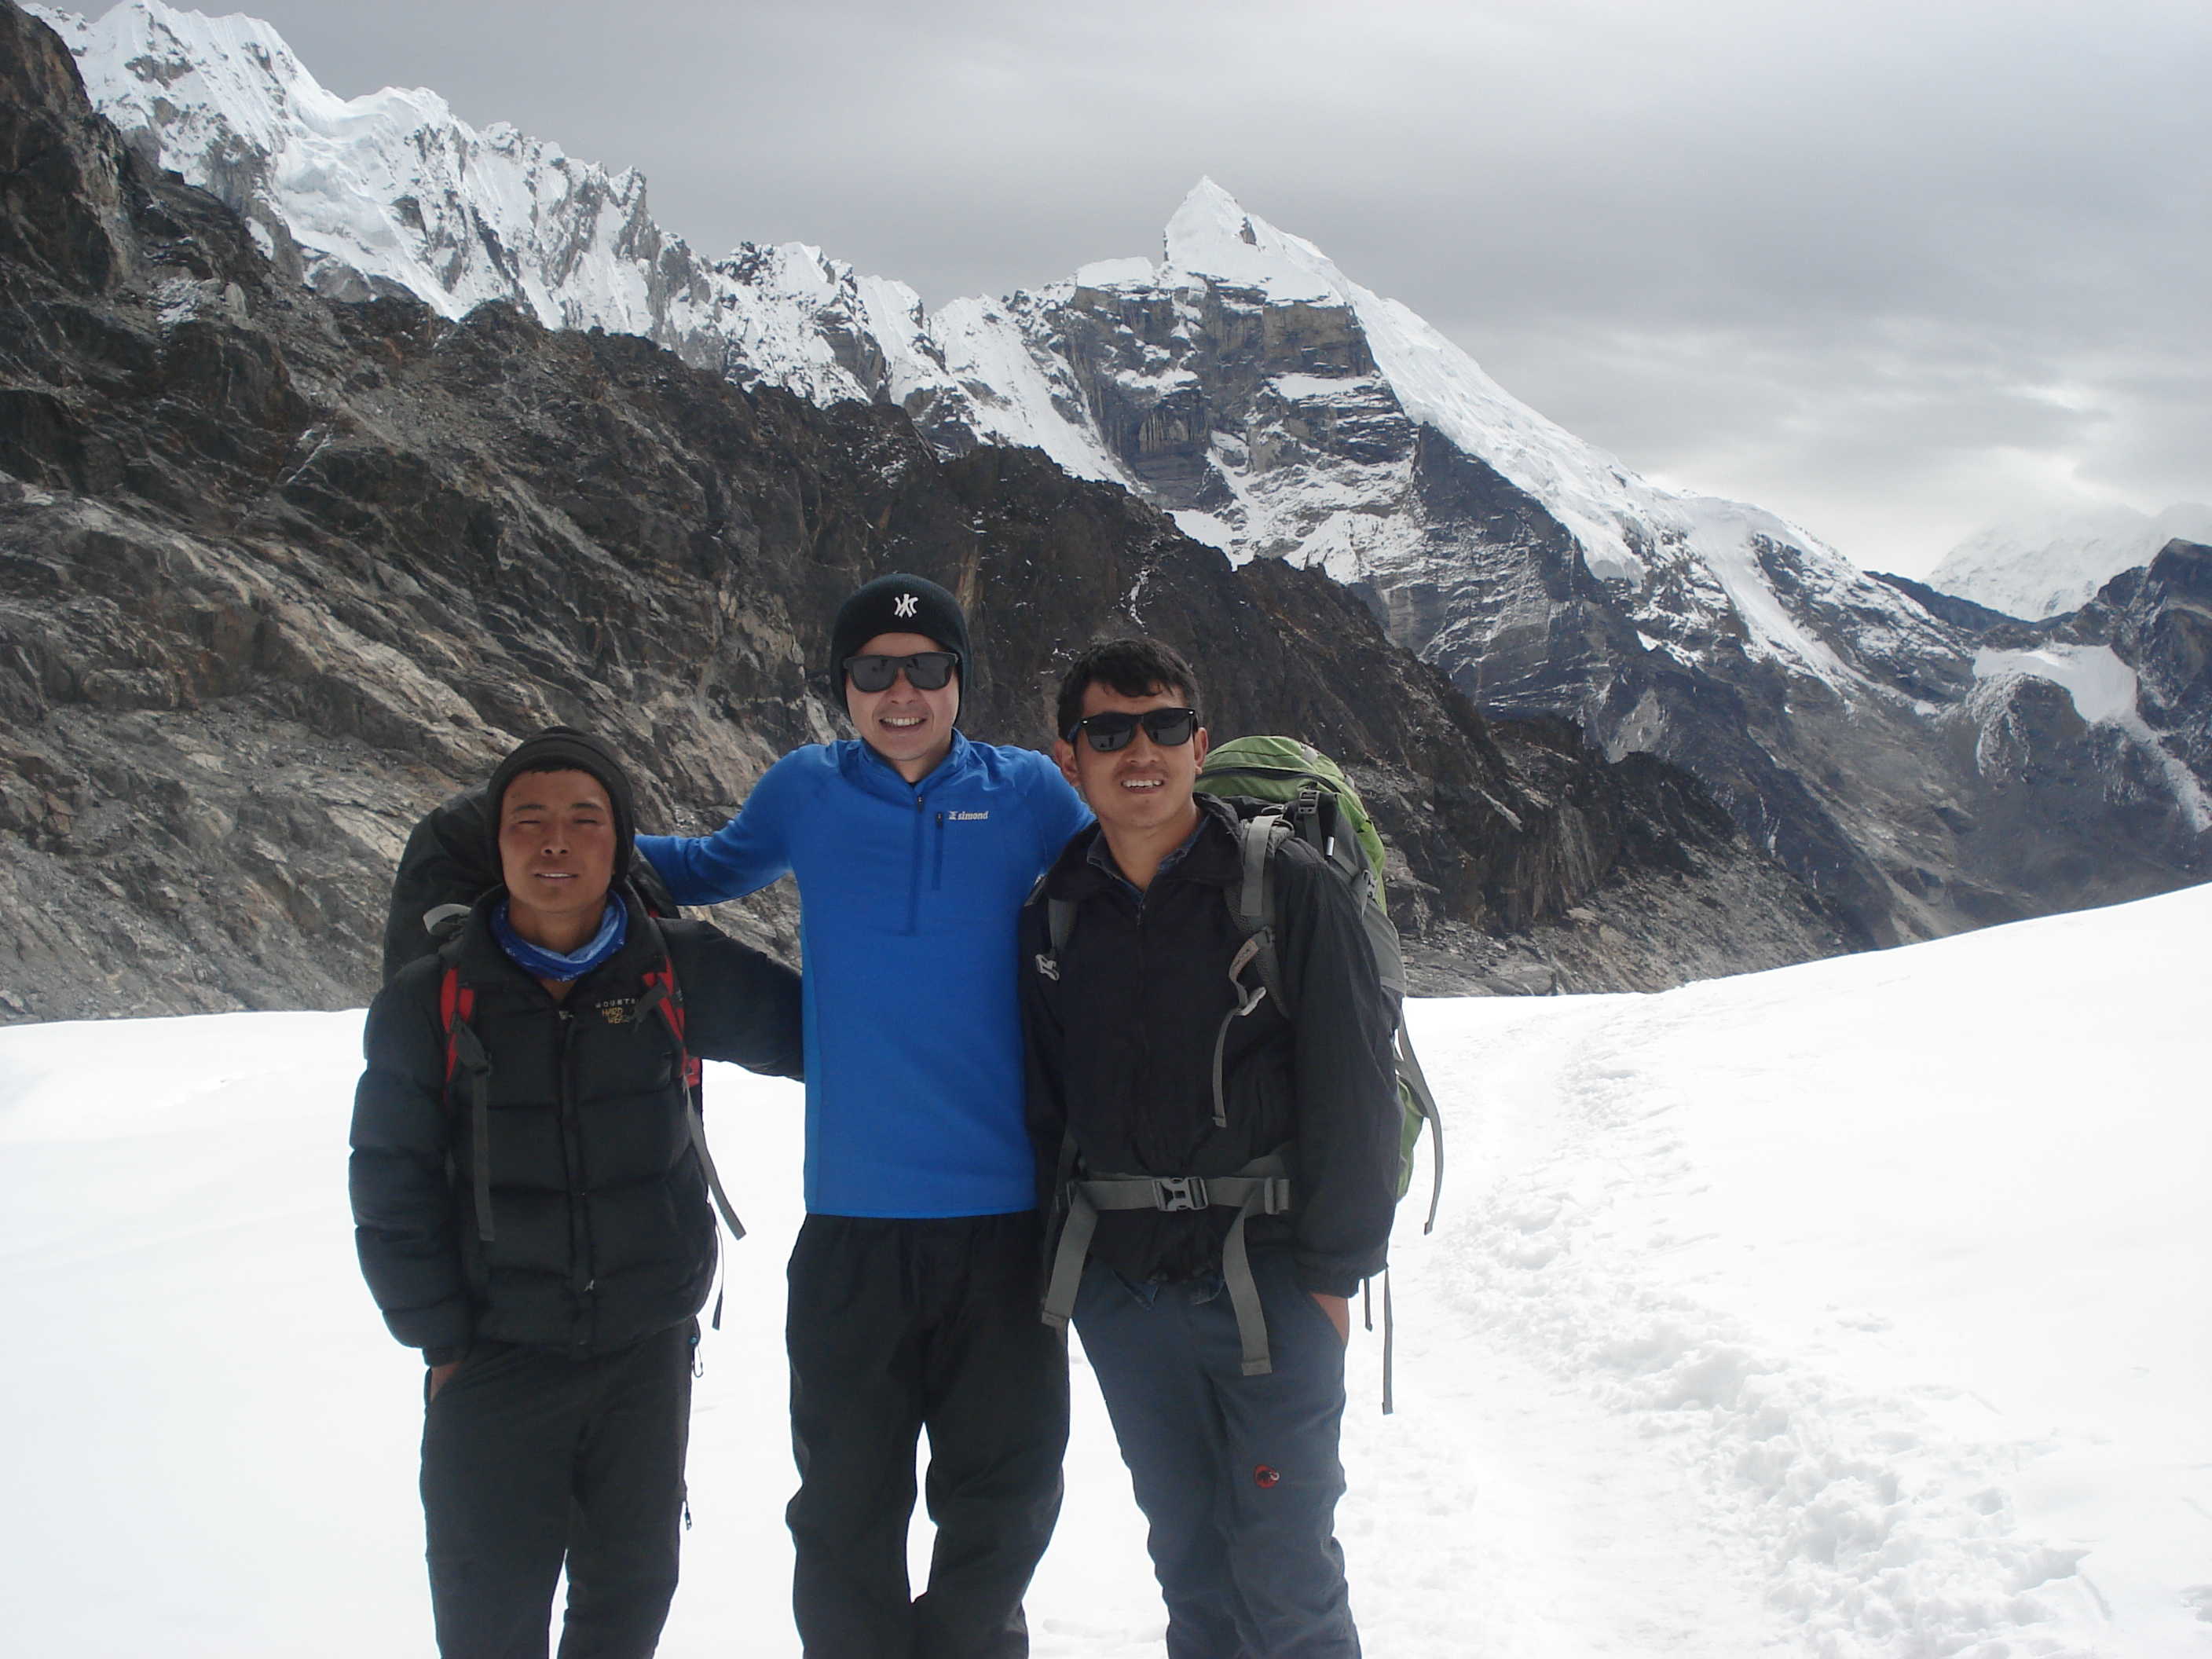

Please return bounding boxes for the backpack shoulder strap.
[1026,863,1079,983]
[436,957,496,1246]
[1226,813,1291,1010]
[636,946,746,1245]
[1210,813,1293,1129]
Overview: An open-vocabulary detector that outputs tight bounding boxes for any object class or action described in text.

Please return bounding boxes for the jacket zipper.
[1134,904,1154,1157]
[555,1005,594,1345]
[906,793,925,935]
[932,810,946,891]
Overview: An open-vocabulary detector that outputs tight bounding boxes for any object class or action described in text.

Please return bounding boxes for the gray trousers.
[1073,1250,1359,1659]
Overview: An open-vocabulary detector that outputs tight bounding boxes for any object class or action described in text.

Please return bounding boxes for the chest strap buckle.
[1153,1175,1208,1212]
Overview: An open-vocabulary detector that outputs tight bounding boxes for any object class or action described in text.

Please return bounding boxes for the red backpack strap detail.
[439,966,478,1082]
[440,966,460,1082]
[642,966,701,1090]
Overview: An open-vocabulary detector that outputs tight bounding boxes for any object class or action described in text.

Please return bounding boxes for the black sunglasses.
[1064,707,1199,753]
[844,651,960,694]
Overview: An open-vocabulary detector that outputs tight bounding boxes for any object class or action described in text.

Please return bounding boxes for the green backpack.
[1193,736,1445,1240]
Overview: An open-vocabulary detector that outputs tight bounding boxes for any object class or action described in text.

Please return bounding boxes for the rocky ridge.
[0,0,1855,1022]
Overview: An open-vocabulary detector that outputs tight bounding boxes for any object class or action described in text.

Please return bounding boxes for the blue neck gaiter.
[491,896,628,982]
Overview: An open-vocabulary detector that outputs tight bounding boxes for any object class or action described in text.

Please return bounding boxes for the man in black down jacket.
[351,727,804,1658]
[1020,641,1400,1659]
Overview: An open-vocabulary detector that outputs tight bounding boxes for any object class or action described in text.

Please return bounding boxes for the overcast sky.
[203,0,2207,577]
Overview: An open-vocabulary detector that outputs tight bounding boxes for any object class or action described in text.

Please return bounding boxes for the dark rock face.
[0,2,1854,1022]
[1910,540,2212,916]
[2058,541,2212,778]
[1870,570,2027,635]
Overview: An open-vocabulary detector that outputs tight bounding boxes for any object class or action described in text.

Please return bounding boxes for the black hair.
[1054,638,1202,739]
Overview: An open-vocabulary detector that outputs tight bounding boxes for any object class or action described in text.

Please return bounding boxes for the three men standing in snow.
[351,575,1399,1657]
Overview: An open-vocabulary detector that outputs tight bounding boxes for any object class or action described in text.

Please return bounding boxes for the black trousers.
[786,1212,1070,1659]
[1074,1251,1358,1659]
[420,1320,696,1659]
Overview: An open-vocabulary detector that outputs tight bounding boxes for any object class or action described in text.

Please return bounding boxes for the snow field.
[2,884,2207,1654]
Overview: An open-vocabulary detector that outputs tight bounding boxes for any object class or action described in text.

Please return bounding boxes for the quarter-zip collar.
[837,728,979,805]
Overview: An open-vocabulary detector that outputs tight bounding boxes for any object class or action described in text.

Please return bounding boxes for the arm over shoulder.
[1020,748,1092,866]
[664,921,805,1081]
[635,749,812,906]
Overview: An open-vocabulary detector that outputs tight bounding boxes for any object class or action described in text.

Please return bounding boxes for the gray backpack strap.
[423,903,472,941]
[1210,815,1291,1127]
[1039,1176,1101,1334]
[635,976,746,1245]
[1230,814,1290,1007]
[1027,863,1078,982]
[1395,1027,1445,1234]
[1216,1149,1292,1375]
[445,1016,496,1245]
[688,1108,746,1243]
[1381,1269,1397,1414]
[1041,1149,1295,1376]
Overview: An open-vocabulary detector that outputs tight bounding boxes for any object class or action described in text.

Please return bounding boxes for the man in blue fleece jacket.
[637,574,1090,1659]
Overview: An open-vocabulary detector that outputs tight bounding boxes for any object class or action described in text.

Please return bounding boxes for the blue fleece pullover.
[637,733,1090,1218]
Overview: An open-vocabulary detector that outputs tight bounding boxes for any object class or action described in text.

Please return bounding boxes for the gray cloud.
[215,0,2210,576]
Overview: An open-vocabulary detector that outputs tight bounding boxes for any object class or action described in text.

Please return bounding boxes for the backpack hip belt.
[1041,1148,1295,1377]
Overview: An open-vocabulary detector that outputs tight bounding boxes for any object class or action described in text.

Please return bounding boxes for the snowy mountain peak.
[1930,500,2212,621]
[31,0,666,329]
[1160,178,1344,304]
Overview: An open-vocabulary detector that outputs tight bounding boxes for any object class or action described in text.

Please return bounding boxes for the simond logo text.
[948,811,990,822]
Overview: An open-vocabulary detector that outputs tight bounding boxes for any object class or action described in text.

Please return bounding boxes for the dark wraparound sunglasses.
[1064,707,1199,752]
[844,651,960,693]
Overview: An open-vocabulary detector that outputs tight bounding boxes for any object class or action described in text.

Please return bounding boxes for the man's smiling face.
[845,629,959,782]
[1054,680,1209,840]
[497,768,616,946]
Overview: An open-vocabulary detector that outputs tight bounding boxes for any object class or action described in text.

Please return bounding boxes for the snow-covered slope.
[1930,502,2212,621]
[4,884,2207,1655]
[26,0,1122,470]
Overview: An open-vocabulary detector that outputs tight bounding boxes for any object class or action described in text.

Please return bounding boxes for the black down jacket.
[1020,796,1401,1298]
[350,890,803,1363]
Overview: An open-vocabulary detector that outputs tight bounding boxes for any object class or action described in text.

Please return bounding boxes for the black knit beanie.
[484,726,638,884]
[828,573,971,690]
